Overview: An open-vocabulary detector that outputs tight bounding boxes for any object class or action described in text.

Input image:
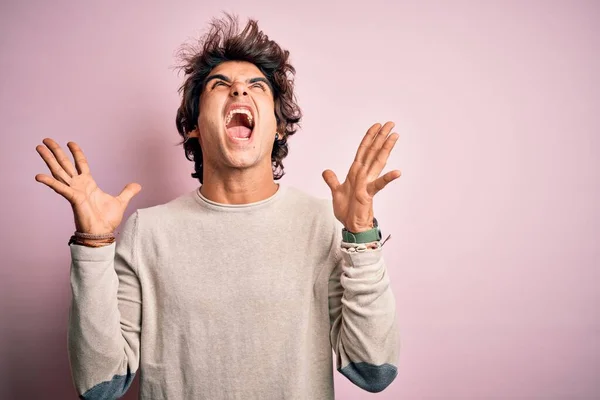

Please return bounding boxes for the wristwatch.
[342,218,382,244]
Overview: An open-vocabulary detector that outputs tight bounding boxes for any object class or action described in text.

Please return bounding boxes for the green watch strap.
[342,218,382,244]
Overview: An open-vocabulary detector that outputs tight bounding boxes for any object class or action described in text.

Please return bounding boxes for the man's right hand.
[35,138,142,235]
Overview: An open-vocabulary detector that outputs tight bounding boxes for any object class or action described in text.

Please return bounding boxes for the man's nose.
[230,82,248,97]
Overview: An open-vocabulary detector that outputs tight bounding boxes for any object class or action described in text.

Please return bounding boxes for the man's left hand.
[322,121,401,233]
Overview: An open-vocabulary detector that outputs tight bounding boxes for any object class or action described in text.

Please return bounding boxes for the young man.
[35,15,401,400]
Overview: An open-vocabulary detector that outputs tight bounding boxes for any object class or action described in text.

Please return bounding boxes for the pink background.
[1,0,599,398]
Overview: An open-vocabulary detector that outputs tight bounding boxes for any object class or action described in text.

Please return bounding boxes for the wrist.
[343,222,373,233]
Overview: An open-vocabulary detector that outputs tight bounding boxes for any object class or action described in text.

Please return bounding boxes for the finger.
[367,132,400,178]
[116,183,142,207]
[42,138,78,177]
[67,142,91,175]
[36,142,73,184]
[354,123,382,164]
[362,121,395,169]
[322,169,340,192]
[35,173,75,201]
[368,169,401,196]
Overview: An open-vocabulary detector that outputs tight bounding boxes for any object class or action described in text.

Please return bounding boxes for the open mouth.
[225,107,254,141]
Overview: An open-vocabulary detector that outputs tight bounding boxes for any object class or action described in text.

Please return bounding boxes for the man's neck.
[199,166,279,205]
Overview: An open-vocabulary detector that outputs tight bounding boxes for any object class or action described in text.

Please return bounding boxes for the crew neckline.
[193,183,286,211]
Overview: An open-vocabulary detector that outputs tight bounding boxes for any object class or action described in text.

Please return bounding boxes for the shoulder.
[281,185,331,215]
[280,186,343,265]
[126,188,200,230]
[279,185,343,231]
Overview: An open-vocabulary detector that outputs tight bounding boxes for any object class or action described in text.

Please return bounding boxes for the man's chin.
[219,151,272,172]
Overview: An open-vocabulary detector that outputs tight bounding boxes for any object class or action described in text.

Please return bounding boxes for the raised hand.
[322,121,401,233]
[35,138,141,235]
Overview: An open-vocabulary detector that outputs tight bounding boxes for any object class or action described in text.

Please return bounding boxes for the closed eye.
[251,83,267,90]
[211,81,228,89]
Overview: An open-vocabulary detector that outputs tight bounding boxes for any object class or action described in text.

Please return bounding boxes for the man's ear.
[188,127,203,146]
[188,127,200,138]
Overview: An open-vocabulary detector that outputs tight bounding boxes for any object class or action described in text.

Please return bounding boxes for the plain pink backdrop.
[1,0,598,399]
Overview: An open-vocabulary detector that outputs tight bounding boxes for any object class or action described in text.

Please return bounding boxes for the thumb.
[322,169,340,192]
[117,182,142,206]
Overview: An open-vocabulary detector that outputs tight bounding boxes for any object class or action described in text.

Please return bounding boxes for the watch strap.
[342,218,382,244]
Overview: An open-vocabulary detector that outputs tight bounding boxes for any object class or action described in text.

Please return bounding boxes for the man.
[35,14,401,400]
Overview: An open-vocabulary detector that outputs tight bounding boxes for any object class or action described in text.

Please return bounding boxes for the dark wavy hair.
[175,14,302,184]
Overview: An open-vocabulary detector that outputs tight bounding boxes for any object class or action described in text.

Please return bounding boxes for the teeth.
[225,108,253,127]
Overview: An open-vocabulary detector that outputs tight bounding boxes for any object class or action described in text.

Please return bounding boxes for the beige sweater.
[68,184,400,399]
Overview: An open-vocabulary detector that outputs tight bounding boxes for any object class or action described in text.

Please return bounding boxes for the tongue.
[227,126,252,138]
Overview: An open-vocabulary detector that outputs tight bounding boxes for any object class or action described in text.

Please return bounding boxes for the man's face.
[192,61,278,175]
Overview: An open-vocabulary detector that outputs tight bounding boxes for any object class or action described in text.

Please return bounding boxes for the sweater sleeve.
[328,225,400,393]
[67,211,142,399]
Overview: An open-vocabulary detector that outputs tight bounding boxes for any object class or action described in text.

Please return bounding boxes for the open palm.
[35,138,141,234]
[322,122,401,233]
